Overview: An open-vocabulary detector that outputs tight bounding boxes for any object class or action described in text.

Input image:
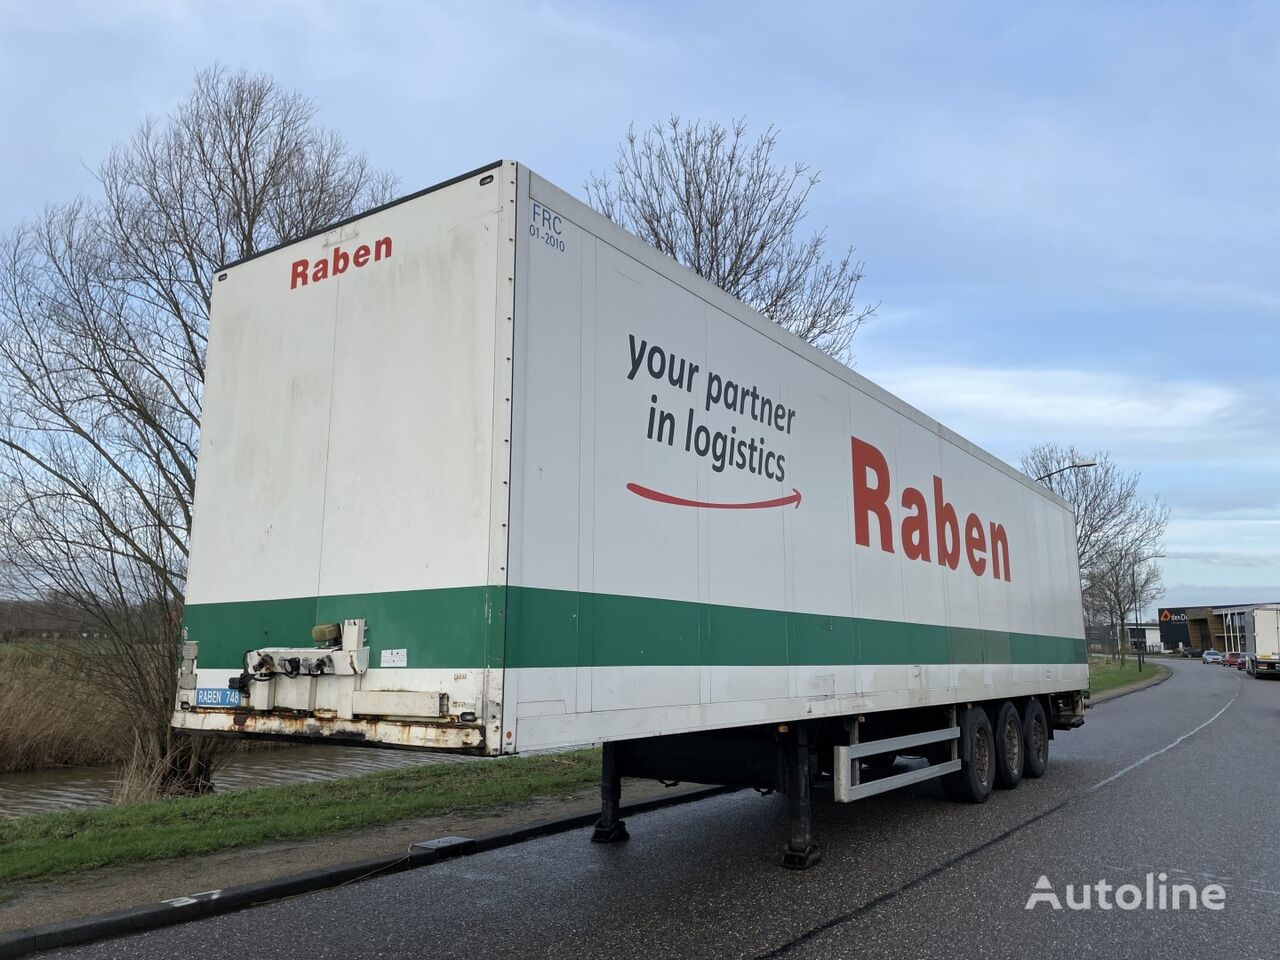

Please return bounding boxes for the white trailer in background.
[173,161,1088,867]
[1248,606,1280,677]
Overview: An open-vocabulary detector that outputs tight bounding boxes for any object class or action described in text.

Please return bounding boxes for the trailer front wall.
[506,171,1086,751]
[179,168,514,738]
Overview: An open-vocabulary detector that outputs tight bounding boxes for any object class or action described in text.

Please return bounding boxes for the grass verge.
[0,748,600,884]
[1087,657,1169,698]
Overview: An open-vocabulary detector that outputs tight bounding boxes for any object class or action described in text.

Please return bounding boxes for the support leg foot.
[591,818,630,843]
[781,844,821,870]
[782,724,820,869]
[591,741,629,844]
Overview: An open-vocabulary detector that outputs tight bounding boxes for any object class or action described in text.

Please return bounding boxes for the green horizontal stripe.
[505,588,1084,668]
[184,585,1085,671]
[184,586,501,672]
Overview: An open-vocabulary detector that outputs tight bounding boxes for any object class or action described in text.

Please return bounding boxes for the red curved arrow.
[626,482,802,510]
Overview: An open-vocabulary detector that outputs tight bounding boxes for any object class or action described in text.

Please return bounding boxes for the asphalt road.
[52,658,1279,960]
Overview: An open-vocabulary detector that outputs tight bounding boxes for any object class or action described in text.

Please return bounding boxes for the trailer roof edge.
[215,160,507,273]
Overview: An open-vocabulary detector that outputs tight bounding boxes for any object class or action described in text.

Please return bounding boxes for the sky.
[1,0,1276,613]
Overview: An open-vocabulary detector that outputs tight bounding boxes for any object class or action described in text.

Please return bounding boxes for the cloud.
[2,0,1275,608]
[1160,510,1280,600]
[1163,511,1280,572]
[1165,549,1280,569]
[1118,277,1280,316]
[1159,584,1280,608]
[852,351,1280,604]
[818,5,1280,297]
[859,358,1273,461]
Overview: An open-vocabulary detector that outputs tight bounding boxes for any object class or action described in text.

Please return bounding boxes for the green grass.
[1087,657,1168,698]
[0,638,63,656]
[0,748,601,883]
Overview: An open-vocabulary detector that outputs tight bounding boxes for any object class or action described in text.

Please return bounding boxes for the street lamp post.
[1035,460,1098,483]
[1033,459,1101,655]
[1132,562,1144,673]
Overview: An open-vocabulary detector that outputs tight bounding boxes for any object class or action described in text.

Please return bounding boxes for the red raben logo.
[851,436,1011,581]
[291,236,392,289]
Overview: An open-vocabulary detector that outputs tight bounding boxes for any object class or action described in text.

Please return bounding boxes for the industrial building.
[1157,603,1280,653]
[1083,622,1160,653]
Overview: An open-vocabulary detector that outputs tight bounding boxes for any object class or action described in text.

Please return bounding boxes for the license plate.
[195,688,242,707]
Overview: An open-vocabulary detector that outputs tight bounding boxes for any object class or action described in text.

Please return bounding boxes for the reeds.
[0,644,117,772]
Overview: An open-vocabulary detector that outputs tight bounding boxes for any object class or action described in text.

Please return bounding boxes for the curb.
[0,784,736,959]
[1086,662,1172,705]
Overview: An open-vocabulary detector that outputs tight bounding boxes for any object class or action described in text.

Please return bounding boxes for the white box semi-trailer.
[1249,606,1280,677]
[174,160,1087,866]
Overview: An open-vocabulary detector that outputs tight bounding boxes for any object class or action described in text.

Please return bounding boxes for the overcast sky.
[2,0,1276,611]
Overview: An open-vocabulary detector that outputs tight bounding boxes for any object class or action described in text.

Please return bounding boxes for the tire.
[991,701,1024,790]
[942,706,994,803]
[863,752,897,771]
[1022,698,1049,779]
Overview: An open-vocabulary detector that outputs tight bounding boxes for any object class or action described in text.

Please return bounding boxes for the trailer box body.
[174,161,1087,755]
[1250,606,1280,675]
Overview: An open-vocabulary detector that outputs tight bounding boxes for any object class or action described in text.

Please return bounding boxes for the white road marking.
[1090,692,1239,791]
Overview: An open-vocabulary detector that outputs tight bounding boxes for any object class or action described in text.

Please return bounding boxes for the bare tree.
[1089,551,1163,662]
[1022,443,1168,664]
[0,66,395,795]
[586,117,876,358]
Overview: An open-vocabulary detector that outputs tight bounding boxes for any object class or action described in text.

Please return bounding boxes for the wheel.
[991,701,1024,790]
[942,706,994,803]
[863,752,897,771]
[1022,698,1050,779]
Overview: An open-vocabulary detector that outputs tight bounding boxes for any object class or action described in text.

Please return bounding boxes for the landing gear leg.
[591,741,629,843]
[781,725,820,869]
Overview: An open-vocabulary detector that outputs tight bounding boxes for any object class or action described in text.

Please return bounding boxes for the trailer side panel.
[507,170,1086,751]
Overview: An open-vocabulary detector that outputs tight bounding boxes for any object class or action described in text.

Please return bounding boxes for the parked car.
[1223,651,1247,669]
[1202,650,1223,664]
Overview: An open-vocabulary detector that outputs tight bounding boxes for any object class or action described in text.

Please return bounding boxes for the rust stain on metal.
[175,709,487,753]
